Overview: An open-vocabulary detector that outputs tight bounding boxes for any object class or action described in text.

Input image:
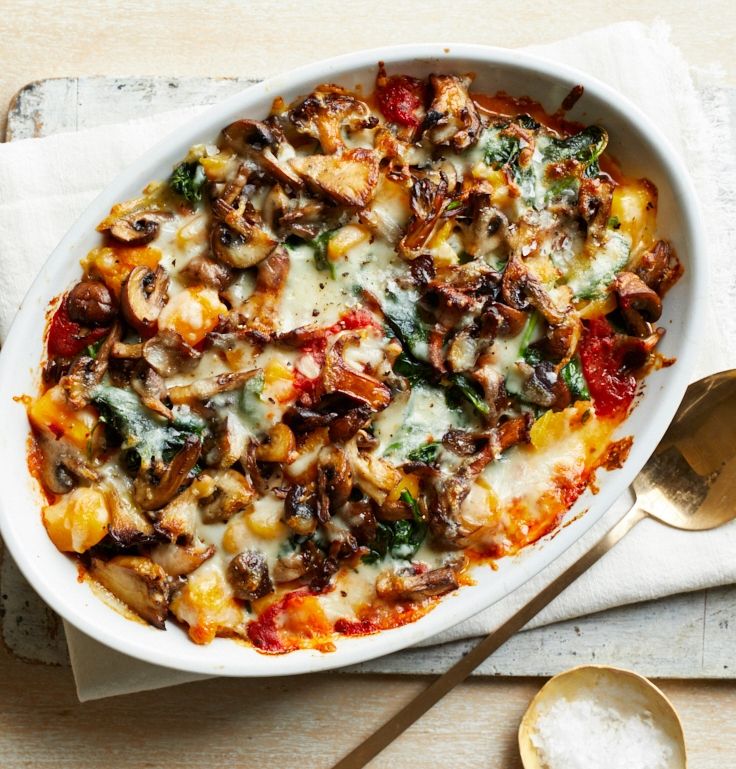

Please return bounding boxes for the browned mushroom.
[210,217,277,270]
[273,551,308,584]
[632,239,681,295]
[613,271,663,338]
[469,353,505,425]
[446,326,482,373]
[284,483,318,536]
[463,195,508,259]
[150,539,215,577]
[180,252,235,291]
[153,473,216,542]
[131,365,172,420]
[316,445,353,522]
[198,468,255,524]
[143,330,201,377]
[255,422,297,463]
[222,118,304,189]
[66,280,117,326]
[121,266,169,336]
[344,438,401,506]
[424,74,482,151]
[238,245,291,337]
[289,86,377,154]
[99,209,171,245]
[227,551,274,601]
[289,148,380,208]
[134,434,202,512]
[519,360,571,410]
[34,430,99,494]
[376,566,459,602]
[61,321,122,408]
[321,334,391,410]
[399,174,449,257]
[167,368,261,405]
[578,176,614,240]
[89,555,171,629]
[111,341,144,359]
[501,255,568,326]
[481,302,528,339]
[102,483,155,547]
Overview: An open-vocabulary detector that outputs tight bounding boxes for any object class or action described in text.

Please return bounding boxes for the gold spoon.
[332,370,736,769]
[518,665,687,768]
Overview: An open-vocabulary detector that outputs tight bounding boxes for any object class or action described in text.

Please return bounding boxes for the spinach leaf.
[407,442,441,463]
[561,357,590,401]
[169,161,206,204]
[447,374,490,417]
[91,385,206,471]
[308,229,337,278]
[483,125,521,169]
[543,126,608,167]
[382,287,430,360]
[518,311,540,360]
[361,491,427,563]
[393,352,434,385]
[361,522,394,564]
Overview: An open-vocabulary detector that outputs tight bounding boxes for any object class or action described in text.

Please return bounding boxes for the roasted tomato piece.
[47,297,109,357]
[376,73,425,128]
[579,318,637,418]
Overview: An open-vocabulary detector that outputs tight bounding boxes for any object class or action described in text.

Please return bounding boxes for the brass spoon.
[332,370,736,769]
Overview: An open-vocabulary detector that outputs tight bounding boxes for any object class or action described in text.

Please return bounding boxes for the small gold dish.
[518,665,686,769]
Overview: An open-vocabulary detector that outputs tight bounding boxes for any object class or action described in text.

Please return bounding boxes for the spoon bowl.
[518,665,686,769]
[634,370,736,531]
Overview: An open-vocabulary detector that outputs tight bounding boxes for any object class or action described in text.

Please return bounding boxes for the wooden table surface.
[1,2,735,767]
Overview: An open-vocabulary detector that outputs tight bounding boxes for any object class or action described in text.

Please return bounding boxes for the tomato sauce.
[579,319,637,418]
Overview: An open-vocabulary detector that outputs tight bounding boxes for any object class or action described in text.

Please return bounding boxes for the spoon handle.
[331,504,648,769]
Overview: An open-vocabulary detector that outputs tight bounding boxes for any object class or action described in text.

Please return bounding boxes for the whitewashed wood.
[3,75,736,682]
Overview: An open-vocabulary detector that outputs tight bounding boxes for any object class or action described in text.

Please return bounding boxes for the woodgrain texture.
[1,3,735,766]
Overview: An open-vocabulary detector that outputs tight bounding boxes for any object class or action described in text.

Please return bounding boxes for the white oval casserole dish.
[0,44,705,676]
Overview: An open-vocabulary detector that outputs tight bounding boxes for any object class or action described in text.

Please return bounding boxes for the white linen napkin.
[1,21,734,701]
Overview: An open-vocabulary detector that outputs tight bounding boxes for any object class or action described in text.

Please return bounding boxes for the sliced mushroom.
[502,255,568,326]
[376,566,459,602]
[316,445,353,522]
[198,468,255,524]
[66,280,117,327]
[519,360,571,410]
[143,330,201,377]
[100,209,171,246]
[399,173,449,257]
[633,239,681,295]
[131,364,172,420]
[481,302,528,339]
[134,435,202,512]
[344,438,401,506]
[150,539,215,577]
[210,216,277,270]
[613,271,663,338]
[238,245,291,337]
[227,550,274,601]
[446,326,482,373]
[89,556,171,629]
[255,422,297,463]
[168,367,261,405]
[111,341,144,359]
[121,266,169,336]
[321,334,391,410]
[424,74,482,151]
[273,552,308,584]
[102,483,155,547]
[284,483,318,536]
[337,497,378,546]
[464,195,508,259]
[180,252,235,291]
[61,321,122,408]
[153,473,216,542]
[578,176,614,240]
[34,430,99,494]
[289,148,380,208]
[222,118,304,189]
[289,86,377,154]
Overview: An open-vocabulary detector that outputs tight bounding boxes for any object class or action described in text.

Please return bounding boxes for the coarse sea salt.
[530,695,675,769]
